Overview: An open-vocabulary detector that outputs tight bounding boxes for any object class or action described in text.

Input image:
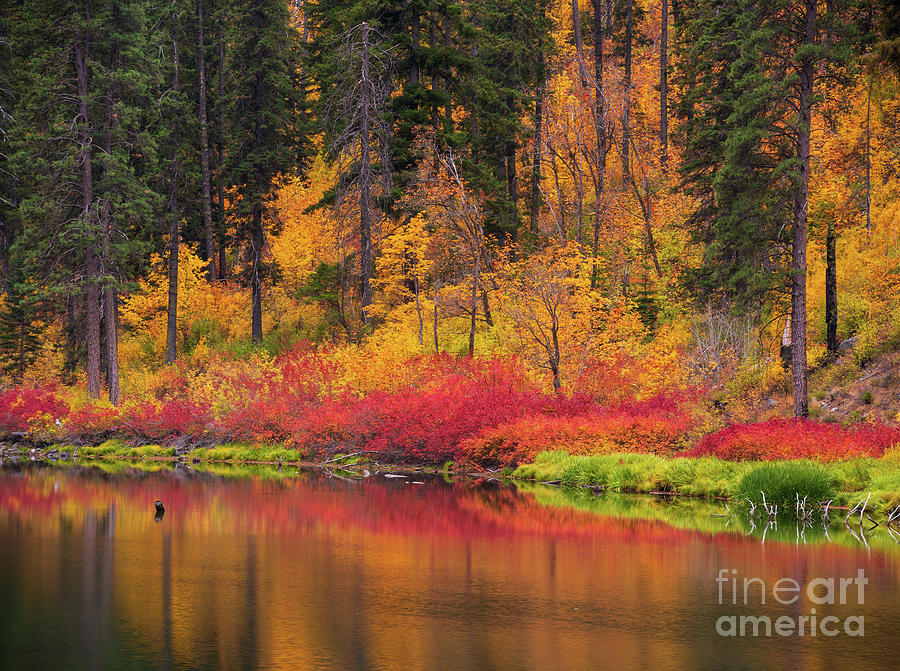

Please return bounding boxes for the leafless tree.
[321,22,393,325]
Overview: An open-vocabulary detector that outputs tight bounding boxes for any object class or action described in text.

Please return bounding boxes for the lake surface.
[1,461,900,670]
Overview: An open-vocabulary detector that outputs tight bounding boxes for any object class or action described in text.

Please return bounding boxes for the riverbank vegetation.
[1,2,900,475]
[513,450,900,511]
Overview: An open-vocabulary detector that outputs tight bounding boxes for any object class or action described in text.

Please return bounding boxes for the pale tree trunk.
[791,0,815,418]
[196,0,216,281]
[75,24,101,399]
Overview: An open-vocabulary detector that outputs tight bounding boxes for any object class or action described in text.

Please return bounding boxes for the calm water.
[1,461,900,671]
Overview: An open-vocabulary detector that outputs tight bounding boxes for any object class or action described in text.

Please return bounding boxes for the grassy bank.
[512,450,900,513]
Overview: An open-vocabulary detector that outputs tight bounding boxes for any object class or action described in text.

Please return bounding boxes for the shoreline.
[3,440,900,518]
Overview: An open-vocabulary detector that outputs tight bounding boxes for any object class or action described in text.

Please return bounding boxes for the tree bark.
[100,113,119,404]
[791,0,815,418]
[529,0,546,240]
[414,275,423,346]
[865,76,871,236]
[251,202,263,342]
[75,22,100,399]
[468,247,480,356]
[196,0,216,281]
[622,0,632,180]
[433,283,440,354]
[216,18,227,280]
[359,23,374,323]
[660,0,668,171]
[591,0,606,289]
[166,20,180,364]
[825,216,838,354]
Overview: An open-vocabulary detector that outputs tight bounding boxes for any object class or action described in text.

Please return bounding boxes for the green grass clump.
[734,461,834,510]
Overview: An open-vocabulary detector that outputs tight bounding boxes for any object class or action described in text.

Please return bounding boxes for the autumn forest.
[1,0,900,470]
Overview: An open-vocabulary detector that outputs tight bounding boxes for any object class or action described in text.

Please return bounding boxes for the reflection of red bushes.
[0,386,67,432]
[689,419,900,461]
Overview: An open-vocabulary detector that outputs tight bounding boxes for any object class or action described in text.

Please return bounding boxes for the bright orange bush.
[461,398,695,467]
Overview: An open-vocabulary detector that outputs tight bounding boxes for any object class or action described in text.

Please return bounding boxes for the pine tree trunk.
[359,23,374,323]
[216,21,227,280]
[660,0,668,171]
[251,203,263,343]
[166,21,180,364]
[75,29,100,399]
[622,0,632,179]
[865,76,871,236]
[196,0,216,281]
[791,0,815,418]
[591,0,606,289]
[100,198,119,404]
[826,217,838,354]
[414,276,423,346]
[468,248,480,357]
[550,146,566,240]
[433,283,440,354]
[100,68,119,404]
[505,95,519,244]
[529,0,545,240]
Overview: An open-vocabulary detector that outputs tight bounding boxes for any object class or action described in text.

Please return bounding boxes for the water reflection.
[0,462,899,670]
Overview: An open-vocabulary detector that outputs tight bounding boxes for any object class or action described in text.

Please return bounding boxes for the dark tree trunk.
[75,21,100,399]
[468,248,480,356]
[216,19,227,280]
[529,0,546,239]
[506,135,518,244]
[591,0,606,289]
[660,0,668,171]
[433,283,439,354]
[100,60,119,404]
[791,0,815,418]
[622,0,632,179]
[196,0,216,281]
[825,217,838,354]
[865,76,871,236]
[251,203,263,342]
[166,19,181,364]
[359,23,374,322]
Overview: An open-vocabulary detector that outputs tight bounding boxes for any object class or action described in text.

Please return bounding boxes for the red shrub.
[121,400,214,443]
[65,405,121,442]
[689,419,900,461]
[0,386,68,433]
[460,404,695,467]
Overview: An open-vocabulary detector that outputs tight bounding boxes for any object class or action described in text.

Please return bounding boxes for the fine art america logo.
[715,568,867,637]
